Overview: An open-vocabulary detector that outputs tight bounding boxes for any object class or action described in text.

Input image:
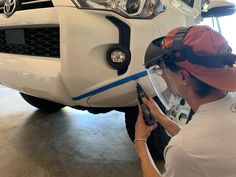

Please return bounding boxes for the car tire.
[125,104,171,160]
[20,92,65,112]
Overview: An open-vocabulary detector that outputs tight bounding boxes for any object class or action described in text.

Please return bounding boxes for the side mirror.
[202,0,235,17]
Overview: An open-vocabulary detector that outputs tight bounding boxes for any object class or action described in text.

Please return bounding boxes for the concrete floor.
[0,85,164,177]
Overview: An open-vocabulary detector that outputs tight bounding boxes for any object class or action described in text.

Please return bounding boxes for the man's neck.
[186,90,228,112]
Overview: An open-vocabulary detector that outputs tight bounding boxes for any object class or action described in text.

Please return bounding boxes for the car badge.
[3,0,17,17]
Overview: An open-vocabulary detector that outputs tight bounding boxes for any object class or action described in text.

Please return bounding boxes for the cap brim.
[193,68,236,91]
[177,61,236,91]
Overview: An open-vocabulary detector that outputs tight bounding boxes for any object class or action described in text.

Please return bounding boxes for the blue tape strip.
[72,70,148,101]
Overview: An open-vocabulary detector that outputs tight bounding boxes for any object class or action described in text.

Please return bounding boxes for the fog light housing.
[107,45,131,75]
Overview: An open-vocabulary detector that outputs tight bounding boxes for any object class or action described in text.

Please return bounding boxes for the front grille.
[0,27,60,58]
[0,1,5,14]
[0,0,54,14]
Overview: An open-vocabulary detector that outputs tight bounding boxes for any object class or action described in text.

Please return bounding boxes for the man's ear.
[179,70,191,86]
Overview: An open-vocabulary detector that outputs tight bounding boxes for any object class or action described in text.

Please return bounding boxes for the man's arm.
[135,138,205,177]
[156,113,181,137]
[135,140,161,177]
[142,97,181,136]
[134,106,162,177]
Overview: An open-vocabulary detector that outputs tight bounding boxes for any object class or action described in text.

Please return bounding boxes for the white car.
[0,0,234,158]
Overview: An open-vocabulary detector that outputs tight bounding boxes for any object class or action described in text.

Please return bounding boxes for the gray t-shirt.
[162,92,236,177]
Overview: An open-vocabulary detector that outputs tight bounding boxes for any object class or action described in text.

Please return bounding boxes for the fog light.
[110,50,126,63]
[107,45,131,75]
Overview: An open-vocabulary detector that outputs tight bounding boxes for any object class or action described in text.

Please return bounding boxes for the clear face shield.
[146,62,181,113]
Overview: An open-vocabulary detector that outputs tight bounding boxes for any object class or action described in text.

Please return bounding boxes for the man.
[134,25,236,177]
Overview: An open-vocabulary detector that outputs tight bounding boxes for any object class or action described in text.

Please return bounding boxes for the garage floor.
[0,85,164,177]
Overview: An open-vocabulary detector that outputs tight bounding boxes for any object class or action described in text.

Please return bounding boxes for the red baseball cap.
[162,25,236,91]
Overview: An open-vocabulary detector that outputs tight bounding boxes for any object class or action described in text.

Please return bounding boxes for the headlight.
[73,0,166,19]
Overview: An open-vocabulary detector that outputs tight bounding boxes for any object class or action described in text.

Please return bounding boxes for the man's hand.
[142,97,165,122]
[135,105,157,142]
[142,96,181,137]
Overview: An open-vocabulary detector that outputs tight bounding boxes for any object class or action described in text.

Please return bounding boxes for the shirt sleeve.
[162,145,207,177]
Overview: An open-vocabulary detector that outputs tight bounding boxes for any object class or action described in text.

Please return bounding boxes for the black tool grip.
[136,83,156,126]
[141,103,156,125]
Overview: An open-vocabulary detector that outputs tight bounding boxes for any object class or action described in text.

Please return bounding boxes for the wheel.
[125,97,192,159]
[20,92,65,112]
